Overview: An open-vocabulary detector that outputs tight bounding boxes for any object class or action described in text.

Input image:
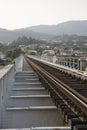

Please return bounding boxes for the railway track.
[25,55,87,130]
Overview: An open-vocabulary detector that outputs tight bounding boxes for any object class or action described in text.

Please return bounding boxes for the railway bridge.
[0,54,87,130]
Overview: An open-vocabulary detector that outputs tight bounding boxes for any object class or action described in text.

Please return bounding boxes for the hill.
[29,20,87,35]
[0,28,53,43]
[0,20,87,42]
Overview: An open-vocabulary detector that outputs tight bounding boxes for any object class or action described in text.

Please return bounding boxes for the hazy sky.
[0,0,87,30]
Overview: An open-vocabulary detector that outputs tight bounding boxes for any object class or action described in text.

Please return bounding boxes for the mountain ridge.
[0,20,87,42]
[28,20,87,35]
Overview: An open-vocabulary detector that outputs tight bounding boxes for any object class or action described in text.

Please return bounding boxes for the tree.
[5,48,21,60]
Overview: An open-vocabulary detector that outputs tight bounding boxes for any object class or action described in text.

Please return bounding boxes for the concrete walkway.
[0,57,69,129]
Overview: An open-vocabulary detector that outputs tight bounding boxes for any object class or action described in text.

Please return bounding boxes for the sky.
[0,0,87,30]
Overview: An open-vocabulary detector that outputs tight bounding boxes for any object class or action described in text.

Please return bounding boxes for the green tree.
[5,48,21,60]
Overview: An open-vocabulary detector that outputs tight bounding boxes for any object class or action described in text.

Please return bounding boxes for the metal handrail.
[27,55,87,79]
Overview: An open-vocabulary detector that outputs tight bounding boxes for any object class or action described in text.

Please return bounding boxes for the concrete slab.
[10,95,50,98]
[11,90,48,96]
[0,127,71,130]
[16,78,39,80]
[15,79,39,82]
[6,106,57,111]
[14,82,42,85]
[6,98,54,107]
[15,74,37,77]
[13,84,43,88]
[1,109,66,128]
[12,88,45,91]
[16,71,34,74]
[32,126,71,130]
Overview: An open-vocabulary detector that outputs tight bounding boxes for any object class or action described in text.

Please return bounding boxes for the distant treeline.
[0,36,46,52]
[0,36,47,60]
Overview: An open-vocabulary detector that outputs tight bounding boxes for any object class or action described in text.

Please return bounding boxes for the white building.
[0,51,5,58]
[41,50,57,63]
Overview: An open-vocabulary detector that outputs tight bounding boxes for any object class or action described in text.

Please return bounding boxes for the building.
[41,50,57,63]
[0,51,5,58]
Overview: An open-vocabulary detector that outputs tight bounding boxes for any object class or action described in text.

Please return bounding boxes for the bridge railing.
[57,56,80,70]
[0,64,15,108]
[26,55,87,79]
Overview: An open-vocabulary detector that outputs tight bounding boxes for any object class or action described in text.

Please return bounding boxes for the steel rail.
[27,55,87,80]
[24,55,87,116]
[27,56,87,101]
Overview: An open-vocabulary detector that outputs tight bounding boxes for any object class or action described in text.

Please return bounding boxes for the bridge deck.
[0,57,69,129]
